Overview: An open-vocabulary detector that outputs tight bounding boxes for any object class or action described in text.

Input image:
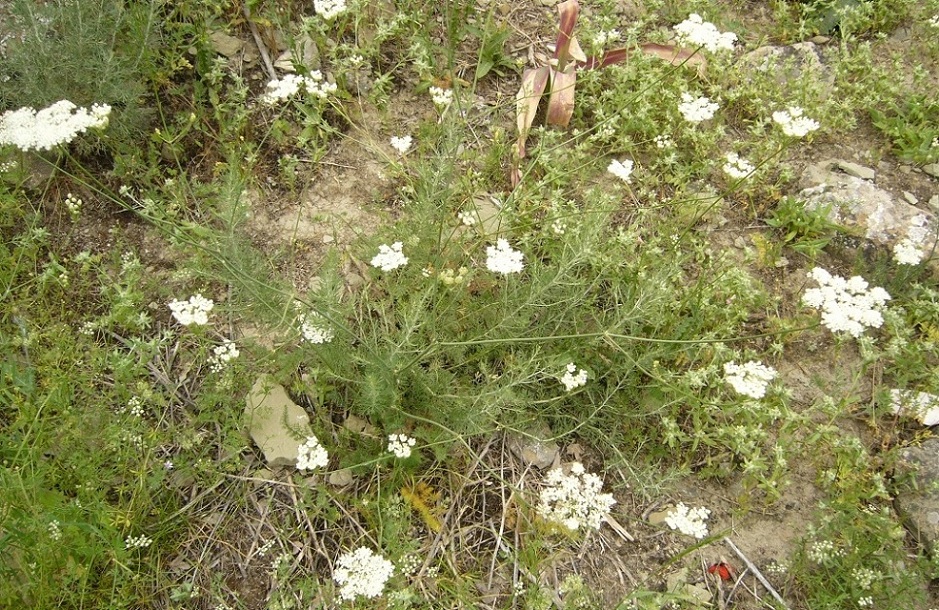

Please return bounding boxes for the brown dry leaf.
[546,65,576,127]
[515,66,550,159]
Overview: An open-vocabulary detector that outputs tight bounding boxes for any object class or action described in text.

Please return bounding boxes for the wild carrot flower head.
[678,94,719,123]
[370,242,409,271]
[560,363,588,391]
[772,106,820,138]
[333,547,395,601]
[607,159,634,183]
[801,267,890,337]
[314,0,347,20]
[261,72,336,104]
[390,135,413,154]
[168,294,214,326]
[723,361,777,399]
[664,503,710,539]
[673,13,737,53]
[0,100,111,152]
[387,434,417,458]
[537,462,616,531]
[296,435,329,470]
[485,239,524,275]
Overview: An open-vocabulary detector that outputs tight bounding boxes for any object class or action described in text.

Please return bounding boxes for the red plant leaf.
[546,65,576,128]
[553,0,580,71]
[515,66,550,159]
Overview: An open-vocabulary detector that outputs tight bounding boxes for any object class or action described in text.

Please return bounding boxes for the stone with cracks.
[245,376,313,468]
[895,438,939,553]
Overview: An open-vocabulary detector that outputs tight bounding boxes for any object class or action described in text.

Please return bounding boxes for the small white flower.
[298,311,335,344]
[387,433,417,458]
[333,547,395,601]
[457,210,477,226]
[678,93,719,123]
[607,158,634,183]
[927,14,939,28]
[390,135,413,154]
[314,0,347,20]
[429,86,453,107]
[772,106,820,138]
[296,435,329,471]
[654,134,673,149]
[537,462,616,531]
[722,152,755,179]
[673,13,737,53]
[260,72,336,104]
[664,502,710,539]
[802,267,890,337]
[371,241,409,271]
[209,340,240,371]
[592,29,621,47]
[485,239,525,275]
[723,360,777,399]
[560,363,588,391]
[168,294,215,326]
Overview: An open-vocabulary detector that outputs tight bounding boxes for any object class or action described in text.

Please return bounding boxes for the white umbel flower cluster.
[298,311,335,344]
[893,214,932,265]
[723,360,777,399]
[0,100,111,152]
[560,363,588,391]
[387,433,417,458]
[296,435,329,470]
[722,152,755,179]
[370,241,409,271]
[314,0,347,20]
[261,72,337,104]
[664,502,710,539]
[390,135,413,154]
[485,239,525,275]
[772,106,820,138]
[537,462,616,531]
[802,267,891,338]
[430,86,454,107]
[333,547,395,601]
[673,13,737,53]
[678,93,719,123]
[607,158,634,183]
[168,294,215,326]
[209,340,240,372]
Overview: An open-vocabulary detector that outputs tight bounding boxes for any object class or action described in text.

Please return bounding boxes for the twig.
[603,514,635,542]
[242,3,276,80]
[723,537,789,610]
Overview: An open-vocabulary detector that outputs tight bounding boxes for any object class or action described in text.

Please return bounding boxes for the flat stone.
[895,439,939,552]
[798,161,936,259]
[328,468,353,487]
[923,164,939,179]
[273,34,320,72]
[507,424,559,470]
[245,376,313,468]
[831,159,875,181]
[903,191,918,205]
[929,195,939,213]
[738,42,833,101]
[209,30,245,58]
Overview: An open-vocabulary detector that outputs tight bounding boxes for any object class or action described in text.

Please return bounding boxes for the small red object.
[708,562,734,581]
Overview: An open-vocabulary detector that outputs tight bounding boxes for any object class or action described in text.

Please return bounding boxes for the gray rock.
[507,424,560,470]
[923,164,939,179]
[929,195,939,213]
[209,31,246,58]
[903,191,919,205]
[328,468,353,487]
[245,376,313,468]
[738,42,833,100]
[830,159,876,182]
[798,161,936,254]
[895,439,939,552]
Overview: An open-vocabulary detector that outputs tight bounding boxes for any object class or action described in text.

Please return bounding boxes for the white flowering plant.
[536,463,616,531]
[333,547,395,601]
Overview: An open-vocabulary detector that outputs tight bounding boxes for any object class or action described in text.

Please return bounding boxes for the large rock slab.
[895,438,939,552]
[798,160,936,258]
[737,42,834,100]
[245,376,313,468]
